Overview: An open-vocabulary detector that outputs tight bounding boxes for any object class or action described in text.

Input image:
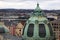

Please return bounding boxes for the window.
[39,24,46,37]
[53,26,58,28]
[48,23,53,36]
[27,24,34,37]
[0,28,5,33]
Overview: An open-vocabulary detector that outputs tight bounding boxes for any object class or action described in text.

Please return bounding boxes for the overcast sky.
[0,0,60,10]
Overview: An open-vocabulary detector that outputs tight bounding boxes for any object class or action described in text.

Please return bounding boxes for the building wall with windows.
[51,20,60,40]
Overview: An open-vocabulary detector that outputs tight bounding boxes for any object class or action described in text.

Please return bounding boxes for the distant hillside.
[0,9,60,13]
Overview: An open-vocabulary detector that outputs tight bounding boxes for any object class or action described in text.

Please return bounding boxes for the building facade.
[51,20,60,40]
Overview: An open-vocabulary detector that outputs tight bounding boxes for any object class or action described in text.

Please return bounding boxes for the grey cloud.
[0,0,60,10]
[42,1,60,10]
[0,0,54,2]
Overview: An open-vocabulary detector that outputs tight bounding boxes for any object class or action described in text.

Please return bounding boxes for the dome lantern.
[33,3,44,16]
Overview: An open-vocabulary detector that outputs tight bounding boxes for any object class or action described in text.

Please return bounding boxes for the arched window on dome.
[39,24,46,37]
[27,24,34,37]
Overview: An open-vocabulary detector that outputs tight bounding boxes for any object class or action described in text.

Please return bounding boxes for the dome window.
[39,24,46,37]
[27,24,34,37]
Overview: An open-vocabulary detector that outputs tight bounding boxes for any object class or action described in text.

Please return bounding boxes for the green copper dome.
[22,3,54,40]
